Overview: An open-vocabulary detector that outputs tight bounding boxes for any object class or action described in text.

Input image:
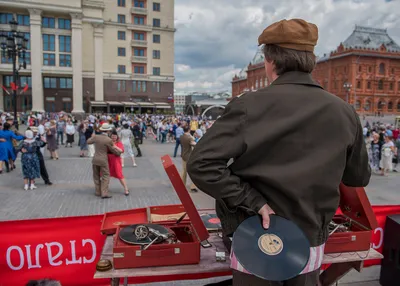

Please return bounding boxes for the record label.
[258,234,283,256]
[208,218,220,224]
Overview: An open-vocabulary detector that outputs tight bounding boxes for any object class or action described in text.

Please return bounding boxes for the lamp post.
[0,19,28,130]
[343,82,352,104]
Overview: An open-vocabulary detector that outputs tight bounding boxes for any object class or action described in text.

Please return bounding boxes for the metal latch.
[135,250,141,257]
[351,235,356,242]
[174,248,180,254]
[113,252,125,258]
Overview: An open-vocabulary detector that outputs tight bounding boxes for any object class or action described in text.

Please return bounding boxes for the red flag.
[10,82,17,91]
[1,85,10,95]
[20,83,29,94]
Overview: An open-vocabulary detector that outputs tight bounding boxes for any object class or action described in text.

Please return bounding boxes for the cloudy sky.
[173,0,400,93]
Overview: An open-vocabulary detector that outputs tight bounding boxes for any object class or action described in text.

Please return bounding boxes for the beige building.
[0,0,175,114]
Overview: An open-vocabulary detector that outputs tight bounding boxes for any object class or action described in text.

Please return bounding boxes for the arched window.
[378,101,385,110]
[364,100,371,111]
[379,63,385,74]
[397,102,400,112]
[355,100,361,110]
[357,81,361,89]
[368,66,372,73]
[367,81,371,89]
[388,102,393,110]
[358,66,362,72]
[389,82,393,90]
[378,80,384,90]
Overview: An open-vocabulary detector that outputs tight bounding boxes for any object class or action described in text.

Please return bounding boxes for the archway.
[388,101,393,111]
[355,100,361,110]
[201,105,226,119]
[185,105,195,115]
[364,100,371,111]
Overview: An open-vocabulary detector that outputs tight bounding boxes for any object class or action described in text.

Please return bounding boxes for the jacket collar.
[270,71,322,89]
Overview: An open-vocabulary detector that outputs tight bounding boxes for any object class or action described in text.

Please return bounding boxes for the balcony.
[127,23,152,32]
[131,56,147,63]
[131,7,147,15]
[131,73,148,79]
[131,40,147,47]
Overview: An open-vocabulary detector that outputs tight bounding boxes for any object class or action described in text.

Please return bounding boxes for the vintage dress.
[0,130,24,161]
[108,141,124,179]
[119,129,134,158]
[18,140,41,179]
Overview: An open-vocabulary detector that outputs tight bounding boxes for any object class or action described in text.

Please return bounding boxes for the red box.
[324,183,378,253]
[111,155,210,268]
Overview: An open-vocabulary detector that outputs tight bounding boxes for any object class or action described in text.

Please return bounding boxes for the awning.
[156,105,171,109]
[137,102,155,107]
[90,101,107,106]
[106,101,123,106]
[121,102,138,106]
[153,102,170,106]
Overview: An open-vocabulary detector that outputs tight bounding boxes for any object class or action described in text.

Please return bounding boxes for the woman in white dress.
[380,134,396,176]
[119,122,137,167]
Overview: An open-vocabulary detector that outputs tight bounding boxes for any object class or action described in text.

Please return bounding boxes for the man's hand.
[258,203,275,229]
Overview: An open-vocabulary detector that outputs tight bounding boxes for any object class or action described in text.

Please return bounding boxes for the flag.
[20,83,29,94]
[10,82,17,91]
[1,85,10,95]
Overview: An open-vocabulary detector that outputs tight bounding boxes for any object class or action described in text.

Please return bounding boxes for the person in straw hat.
[87,123,122,199]
[188,19,370,285]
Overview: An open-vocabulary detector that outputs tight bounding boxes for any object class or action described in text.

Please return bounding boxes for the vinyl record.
[119,224,170,245]
[201,214,222,230]
[232,215,310,281]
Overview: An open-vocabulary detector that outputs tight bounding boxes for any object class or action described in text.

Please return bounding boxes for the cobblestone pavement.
[0,132,396,285]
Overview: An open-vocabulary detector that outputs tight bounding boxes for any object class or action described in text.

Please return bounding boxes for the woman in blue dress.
[16,130,41,190]
[0,122,24,174]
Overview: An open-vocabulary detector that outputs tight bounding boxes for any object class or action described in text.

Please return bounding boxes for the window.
[153,67,160,75]
[3,75,12,87]
[357,81,361,89]
[391,68,395,74]
[358,66,362,72]
[153,18,160,27]
[117,14,125,23]
[364,101,370,111]
[44,77,57,89]
[388,102,393,110]
[153,3,161,11]
[367,81,371,89]
[42,17,55,28]
[59,54,71,67]
[20,76,32,88]
[134,33,145,40]
[377,101,384,110]
[117,0,125,7]
[134,0,145,7]
[60,78,73,89]
[390,82,393,90]
[43,53,56,66]
[255,79,259,89]
[134,17,145,25]
[368,66,372,73]
[379,63,385,74]
[118,31,126,40]
[118,47,126,56]
[0,13,13,24]
[134,49,145,56]
[59,36,71,52]
[1,55,12,64]
[118,65,126,74]
[24,52,31,65]
[43,34,55,51]
[398,102,400,112]
[355,100,361,110]
[117,80,126,92]
[152,81,160,92]
[134,66,145,74]
[58,18,71,30]
[153,50,160,59]
[24,33,31,50]
[378,79,384,90]
[153,34,160,43]
[17,15,30,26]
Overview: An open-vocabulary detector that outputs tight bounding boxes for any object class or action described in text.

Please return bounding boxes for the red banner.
[0,206,400,286]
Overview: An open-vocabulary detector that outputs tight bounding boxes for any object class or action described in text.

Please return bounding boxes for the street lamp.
[0,18,28,130]
[343,82,352,104]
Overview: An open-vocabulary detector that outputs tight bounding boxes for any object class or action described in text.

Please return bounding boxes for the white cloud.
[174,0,400,92]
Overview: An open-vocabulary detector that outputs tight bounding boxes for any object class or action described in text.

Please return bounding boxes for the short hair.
[3,122,11,131]
[183,125,190,133]
[262,44,316,75]
[26,279,61,286]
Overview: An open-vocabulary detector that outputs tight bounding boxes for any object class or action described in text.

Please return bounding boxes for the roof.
[234,47,264,80]
[343,25,400,51]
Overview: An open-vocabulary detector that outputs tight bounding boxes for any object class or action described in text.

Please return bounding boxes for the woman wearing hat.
[17,130,41,190]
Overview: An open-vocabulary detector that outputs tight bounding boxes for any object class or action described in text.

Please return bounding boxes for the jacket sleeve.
[342,110,371,187]
[86,136,95,145]
[187,98,268,214]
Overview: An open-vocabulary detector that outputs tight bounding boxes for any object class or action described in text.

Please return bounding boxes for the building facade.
[173,91,186,114]
[231,49,268,98]
[0,0,175,114]
[313,26,400,114]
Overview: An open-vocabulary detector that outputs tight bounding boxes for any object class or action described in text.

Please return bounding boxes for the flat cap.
[258,19,318,52]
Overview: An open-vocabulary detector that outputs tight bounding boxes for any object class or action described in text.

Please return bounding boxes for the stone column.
[29,9,44,112]
[71,13,84,114]
[93,24,104,102]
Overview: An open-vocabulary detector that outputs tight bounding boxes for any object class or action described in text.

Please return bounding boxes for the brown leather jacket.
[187,71,371,247]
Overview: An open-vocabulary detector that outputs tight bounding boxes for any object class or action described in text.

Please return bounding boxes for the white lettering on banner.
[82,239,96,264]
[45,242,63,266]
[6,246,24,271]
[66,240,83,265]
[5,239,97,270]
[372,227,384,249]
[25,244,43,269]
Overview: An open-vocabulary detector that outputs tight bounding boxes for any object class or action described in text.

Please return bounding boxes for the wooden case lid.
[161,155,210,242]
[339,183,378,230]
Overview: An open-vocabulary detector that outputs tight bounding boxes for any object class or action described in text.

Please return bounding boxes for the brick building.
[313,26,400,114]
